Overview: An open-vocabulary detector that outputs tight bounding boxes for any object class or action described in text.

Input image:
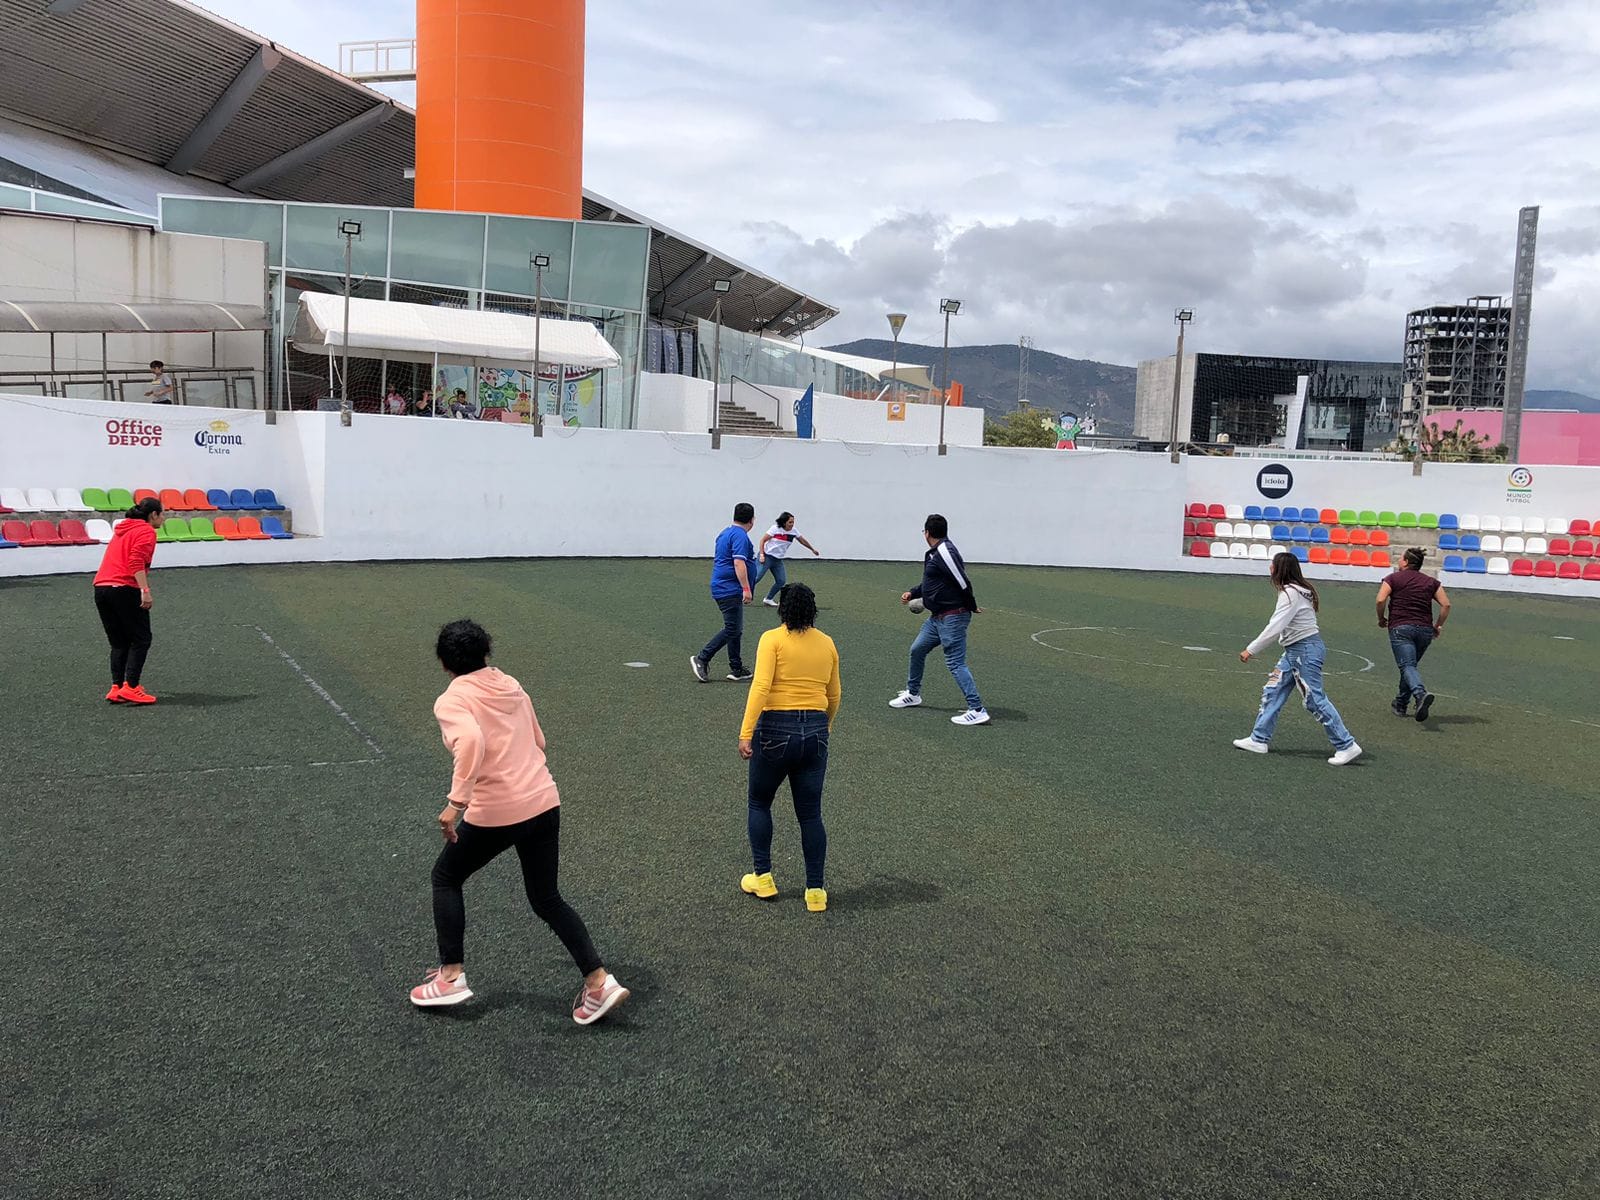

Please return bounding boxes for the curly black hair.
[436,618,491,675]
[777,582,817,632]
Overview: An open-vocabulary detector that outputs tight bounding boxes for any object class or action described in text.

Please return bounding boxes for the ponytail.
[127,497,163,522]
[1269,551,1320,612]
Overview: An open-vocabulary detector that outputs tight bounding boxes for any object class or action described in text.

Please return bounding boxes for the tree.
[983,407,1058,448]
[1409,419,1511,463]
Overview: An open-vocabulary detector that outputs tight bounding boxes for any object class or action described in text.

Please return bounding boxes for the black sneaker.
[727,668,754,682]
[1391,702,1409,718]
[1415,693,1435,722]
[689,655,708,683]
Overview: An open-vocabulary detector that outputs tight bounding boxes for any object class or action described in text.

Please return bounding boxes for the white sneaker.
[952,709,991,726]
[1232,737,1269,754]
[762,597,779,607]
[1328,742,1362,766]
[889,690,922,708]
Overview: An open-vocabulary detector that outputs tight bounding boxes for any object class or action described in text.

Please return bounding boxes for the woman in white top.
[752,511,820,607]
[1234,552,1362,766]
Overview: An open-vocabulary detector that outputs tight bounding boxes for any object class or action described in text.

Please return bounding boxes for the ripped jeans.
[1250,635,1356,751]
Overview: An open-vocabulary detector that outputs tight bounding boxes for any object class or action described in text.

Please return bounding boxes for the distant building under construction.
[1399,297,1510,444]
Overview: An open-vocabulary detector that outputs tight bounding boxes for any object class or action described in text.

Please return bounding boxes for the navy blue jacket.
[909,539,977,615]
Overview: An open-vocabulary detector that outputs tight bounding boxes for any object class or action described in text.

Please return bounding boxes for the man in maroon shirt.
[1376,547,1452,722]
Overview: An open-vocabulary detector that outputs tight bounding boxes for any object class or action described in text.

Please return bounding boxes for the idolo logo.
[195,418,244,455]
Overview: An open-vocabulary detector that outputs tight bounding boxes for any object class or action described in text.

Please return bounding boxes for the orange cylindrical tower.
[414,0,584,219]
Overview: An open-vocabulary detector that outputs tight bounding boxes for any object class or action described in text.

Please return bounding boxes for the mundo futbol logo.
[195,419,244,455]
[106,418,162,447]
[1507,467,1533,490]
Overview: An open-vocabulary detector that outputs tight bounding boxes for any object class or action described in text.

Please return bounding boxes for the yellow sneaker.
[805,887,827,912]
[740,872,777,900]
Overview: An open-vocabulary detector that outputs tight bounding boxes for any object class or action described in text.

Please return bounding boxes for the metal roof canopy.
[0,0,838,337]
[0,299,269,334]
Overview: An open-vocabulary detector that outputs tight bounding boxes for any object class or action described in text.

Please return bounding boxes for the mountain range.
[825,340,1600,434]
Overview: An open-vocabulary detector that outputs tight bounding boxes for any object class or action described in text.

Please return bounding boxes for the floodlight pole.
[531,253,549,436]
[710,279,732,438]
[339,219,362,428]
[1169,308,1193,464]
[938,299,960,456]
[887,311,906,408]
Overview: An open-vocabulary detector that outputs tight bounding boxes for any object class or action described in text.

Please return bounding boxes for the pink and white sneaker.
[410,967,473,1008]
[572,973,630,1025]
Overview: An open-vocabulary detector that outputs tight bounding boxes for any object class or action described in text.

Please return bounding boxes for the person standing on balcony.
[1377,547,1450,722]
[144,361,176,405]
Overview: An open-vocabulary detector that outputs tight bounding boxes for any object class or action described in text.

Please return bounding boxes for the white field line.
[253,625,386,758]
[34,759,379,784]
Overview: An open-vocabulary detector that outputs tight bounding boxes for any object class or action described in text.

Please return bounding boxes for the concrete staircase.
[717,399,792,438]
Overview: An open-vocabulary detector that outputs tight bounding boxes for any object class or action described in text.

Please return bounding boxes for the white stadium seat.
[54,488,93,512]
[1487,557,1510,575]
[1249,544,1269,560]
[1502,515,1523,533]
[1544,517,1568,535]
[1526,537,1548,555]
[1481,535,1503,553]
[2,487,35,511]
[1230,542,1249,558]
[1480,515,1502,532]
[25,487,57,510]
[1458,514,1481,531]
[1523,517,1546,534]
[1503,535,1525,554]
[1224,504,1245,520]
[85,518,114,543]
[1210,542,1229,559]
[1215,521,1234,539]
[1252,522,1271,540]
[1267,544,1287,559]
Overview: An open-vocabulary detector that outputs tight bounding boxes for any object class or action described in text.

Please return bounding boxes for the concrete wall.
[1133,352,1195,440]
[637,372,714,434]
[0,212,266,380]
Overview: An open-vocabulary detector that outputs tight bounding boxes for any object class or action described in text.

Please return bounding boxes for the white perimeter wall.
[4,394,1597,598]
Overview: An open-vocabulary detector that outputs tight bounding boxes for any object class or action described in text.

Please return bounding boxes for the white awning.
[290,293,621,370]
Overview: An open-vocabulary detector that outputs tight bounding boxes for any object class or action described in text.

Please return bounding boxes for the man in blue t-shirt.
[691,502,757,683]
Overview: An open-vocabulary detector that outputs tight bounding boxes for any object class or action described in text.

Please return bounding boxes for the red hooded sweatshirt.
[93,518,157,588]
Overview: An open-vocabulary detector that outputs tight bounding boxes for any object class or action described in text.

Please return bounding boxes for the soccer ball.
[907,598,926,614]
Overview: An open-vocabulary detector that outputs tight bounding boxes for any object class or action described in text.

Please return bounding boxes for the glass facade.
[697,320,887,399]
[158,196,650,428]
[1190,354,1401,453]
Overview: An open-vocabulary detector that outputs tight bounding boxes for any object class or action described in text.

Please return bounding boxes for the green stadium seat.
[82,487,115,512]
[1396,512,1418,528]
[163,517,195,542]
[155,522,172,543]
[1358,509,1378,525]
[1377,511,1398,527]
[1419,513,1439,529]
[107,488,135,511]
[1337,509,1358,525]
[188,516,224,542]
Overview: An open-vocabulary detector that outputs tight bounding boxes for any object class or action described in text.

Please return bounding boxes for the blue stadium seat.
[228,488,255,509]
[1465,556,1488,574]
[1437,514,1459,530]
[252,488,285,511]
[1290,525,1312,542]
[1438,533,1459,551]
[1292,546,1310,562]
[207,488,236,510]
[1271,524,1291,542]
[1243,505,1264,521]
[1281,506,1301,522]
[1310,527,1330,544]
[1262,506,1282,521]
[1458,534,1481,552]
[261,516,293,540]
[1442,555,1465,573]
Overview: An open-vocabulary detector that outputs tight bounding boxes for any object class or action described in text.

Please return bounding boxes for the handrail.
[728,374,785,429]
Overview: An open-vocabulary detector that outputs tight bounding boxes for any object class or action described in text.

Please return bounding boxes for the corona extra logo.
[195,419,244,455]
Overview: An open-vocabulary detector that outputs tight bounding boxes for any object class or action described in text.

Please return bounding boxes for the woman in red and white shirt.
[92,497,164,705]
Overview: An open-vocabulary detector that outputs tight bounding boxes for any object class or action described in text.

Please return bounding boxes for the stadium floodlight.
[339,219,363,238]
[713,279,733,294]
[887,313,907,407]
[531,253,551,269]
[938,299,962,456]
[1170,308,1195,463]
[337,220,364,426]
[531,254,552,435]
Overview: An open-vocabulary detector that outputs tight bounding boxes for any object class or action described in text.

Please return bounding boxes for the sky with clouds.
[198,0,1600,391]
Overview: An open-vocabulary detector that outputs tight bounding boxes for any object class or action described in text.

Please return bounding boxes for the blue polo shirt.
[709,525,755,599]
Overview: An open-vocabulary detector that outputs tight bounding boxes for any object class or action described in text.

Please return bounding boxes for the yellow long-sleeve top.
[739,624,842,740]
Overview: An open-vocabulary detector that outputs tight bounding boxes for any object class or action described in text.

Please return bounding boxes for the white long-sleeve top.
[1246,584,1320,656]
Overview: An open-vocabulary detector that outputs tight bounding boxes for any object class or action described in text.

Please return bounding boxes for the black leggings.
[93,586,152,686]
[430,807,603,974]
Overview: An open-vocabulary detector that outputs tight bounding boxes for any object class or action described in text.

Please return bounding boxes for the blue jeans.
[699,593,745,672]
[1388,624,1434,707]
[747,709,829,888]
[907,611,983,711]
[1250,635,1356,751]
[751,556,787,601]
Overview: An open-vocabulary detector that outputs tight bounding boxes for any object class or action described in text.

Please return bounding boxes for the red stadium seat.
[1184,519,1197,537]
[2,519,38,545]
[214,517,247,541]
[1329,548,1349,565]
[56,518,95,545]
[1568,519,1592,537]
[1370,550,1391,568]
[159,488,186,511]
[28,519,69,546]
[1533,560,1558,578]
[1572,541,1595,558]
[1329,527,1349,545]
[182,488,217,511]
[1206,504,1226,520]
[133,488,158,504]
[1549,538,1571,556]
[1584,564,1600,581]
[1309,546,1330,564]
[1189,540,1210,557]
[1318,508,1338,525]
[1370,530,1390,547]
[1187,502,1207,518]
[1558,562,1580,579]
[1349,529,1370,546]
[1196,521,1216,538]
[1510,558,1534,576]
[1349,548,1370,566]
[236,517,272,540]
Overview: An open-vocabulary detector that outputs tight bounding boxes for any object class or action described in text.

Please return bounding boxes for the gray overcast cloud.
[198,0,1600,391]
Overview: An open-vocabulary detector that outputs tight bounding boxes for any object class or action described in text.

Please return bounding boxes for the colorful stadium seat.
[207,488,236,510]
[1584,564,1600,581]
[160,488,187,511]
[54,488,92,511]
[1396,512,1418,528]
[133,488,158,505]
[1442,555,1465,573]
[1349,549,1371,567]
[214,517,246,541]
[1262,506,1282,521]
[1280,506,1301,522]
[1369,530,1390,548]
[1,487,34,511]
[1437,513,1459,530]
[1337,508,1358,525]
[1290,525,1312,543]
[228,488,255,509]
[1549,538,1571,556]
[1243,505,1264,521]
[237,516,272,540]
[25,487,57,510]
[1571,540,1595,558]
[1457,513,1480,531]
[1330,527,1349,545]
[1184,519,1197,537]
[1196,520,1216,538]
[1438,534,1459,551]
[1526,537,1548,556]
[1319,508,1339,525]
[188,516,224,542]
[1510,559,1534,577]
[165,517,199,542]
[1189,541,1209,557]
[0,531,13,548]
[1458,534,1481,552]
[1329,548,1349,565]
[1569,519,1592,537]
[1558,562,1581,579]
[57,518,95,545]
[1544,518,1568,535]
[1465,556,1488,574]
[261,517,293,540]
[28,519,69,545]
[1348,529,1369,546]
[1309,546,1330,564]
[1310,527,1330,544]
[1358,509,1378,526]
[2,519,39,545]
[1533,561,1557,578]
[252,489,286,511]
[1370,550,1391,568]
[1377,511,1398,527]
[185,489,217,511]
[85,518,113,543]
[1480,535,1502,553]
[1292,547,1309,563]
[81,487,115,512]
[1187,502,1207,519]
[154,521,172,543]
[107,488,135,511]
[1224,504,1244,521]
[1419,513,1439,530]
[1487,557,1510,575]
[1206,504,1226,520]
[1270,524,1290,542]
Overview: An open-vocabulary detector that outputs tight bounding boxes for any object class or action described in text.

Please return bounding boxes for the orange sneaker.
[105,684,126,703]
[118,684,158,705]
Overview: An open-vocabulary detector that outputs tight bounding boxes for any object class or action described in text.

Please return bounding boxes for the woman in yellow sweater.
[737,582,841,912]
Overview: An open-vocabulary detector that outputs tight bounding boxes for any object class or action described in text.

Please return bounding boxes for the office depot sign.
[106,418,163,447]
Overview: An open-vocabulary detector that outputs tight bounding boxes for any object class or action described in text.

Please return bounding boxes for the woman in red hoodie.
[92,497,164,705]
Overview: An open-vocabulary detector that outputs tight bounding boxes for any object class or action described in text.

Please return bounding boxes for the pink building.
[1425,409,1600,466]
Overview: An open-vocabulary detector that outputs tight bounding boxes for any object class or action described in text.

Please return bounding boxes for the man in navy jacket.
[891,514,990,725]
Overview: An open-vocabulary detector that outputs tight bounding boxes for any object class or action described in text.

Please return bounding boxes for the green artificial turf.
[3,559,1597,1198]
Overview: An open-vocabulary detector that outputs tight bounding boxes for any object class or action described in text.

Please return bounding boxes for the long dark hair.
[775,511,794,529]
[777,582,817,632]
[126,497,162,522]
[1269,551,1319,611]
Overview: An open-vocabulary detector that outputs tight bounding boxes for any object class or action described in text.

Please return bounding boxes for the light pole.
[938,298,960,456]
[710,278,731,434]
[338,219,362,427]
[530,253,550,435]
[886,311,906,406]
[1168,308,1193,464]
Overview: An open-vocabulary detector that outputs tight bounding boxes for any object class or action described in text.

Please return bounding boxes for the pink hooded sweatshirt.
[432,667,559,826]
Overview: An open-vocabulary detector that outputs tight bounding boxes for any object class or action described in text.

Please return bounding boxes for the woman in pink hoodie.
[410,620,629,1024]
